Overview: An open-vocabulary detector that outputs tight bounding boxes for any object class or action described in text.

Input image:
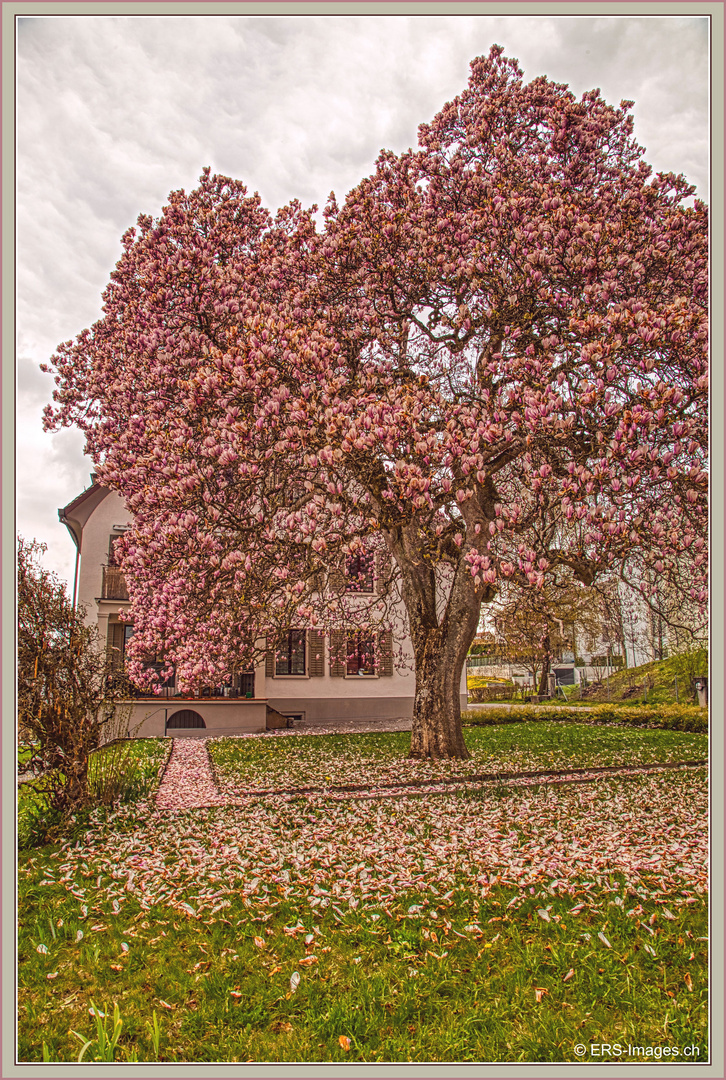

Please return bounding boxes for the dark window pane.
[238,671,255,697]
[347,631,376,675]
[345,551,374,592]
[276,630,307,675]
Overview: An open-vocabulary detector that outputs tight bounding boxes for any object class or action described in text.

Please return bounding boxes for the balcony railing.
[101,565,129,600]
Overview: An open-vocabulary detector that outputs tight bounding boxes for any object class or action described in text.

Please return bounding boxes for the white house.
[59,477,466,736]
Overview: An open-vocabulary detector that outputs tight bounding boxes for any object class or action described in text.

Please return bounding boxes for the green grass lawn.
[208,723,707,795]
[18,725,708,1064]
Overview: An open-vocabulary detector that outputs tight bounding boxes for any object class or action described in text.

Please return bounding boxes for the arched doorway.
[167,709,206,729]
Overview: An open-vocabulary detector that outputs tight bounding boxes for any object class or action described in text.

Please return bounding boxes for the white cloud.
[15,13,710,585]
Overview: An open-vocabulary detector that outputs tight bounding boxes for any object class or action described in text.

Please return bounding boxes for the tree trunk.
[409,630,471,760]
[537,633,551,696]
[386,523,492,761]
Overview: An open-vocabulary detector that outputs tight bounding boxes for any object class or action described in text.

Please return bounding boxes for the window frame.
[346,629,378,677]
[275,629,308,677]
[345,551,375,594]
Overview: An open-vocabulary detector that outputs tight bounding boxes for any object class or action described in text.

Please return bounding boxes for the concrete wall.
[266,693,468,722]
[121,698,269,738]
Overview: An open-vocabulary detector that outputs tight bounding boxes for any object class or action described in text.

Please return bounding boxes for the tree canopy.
[43,48,708,758]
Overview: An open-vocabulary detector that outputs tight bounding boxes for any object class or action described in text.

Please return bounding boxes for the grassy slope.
[468,655,708,707]
[560,655,708,706]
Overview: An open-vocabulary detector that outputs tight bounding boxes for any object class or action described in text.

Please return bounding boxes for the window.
[345,551,375,593]
[276,630,307,676]
[108,534,122,566]
[124,625,175,689]
[347,630,377,675]
[237,671,255,697]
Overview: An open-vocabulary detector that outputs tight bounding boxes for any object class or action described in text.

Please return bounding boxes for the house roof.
[58,478,111,550]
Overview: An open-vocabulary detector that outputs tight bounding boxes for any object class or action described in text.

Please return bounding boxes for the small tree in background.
[493,580,581,694]
[17,537,130,818]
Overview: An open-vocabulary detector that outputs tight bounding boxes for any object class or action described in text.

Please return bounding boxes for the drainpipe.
[71,544,80,610]
[58,508,81,609]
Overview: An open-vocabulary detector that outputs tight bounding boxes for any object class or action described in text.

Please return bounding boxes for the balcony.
[101,565,129,600]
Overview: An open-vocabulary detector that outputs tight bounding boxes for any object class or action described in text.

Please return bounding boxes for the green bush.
[589,704,708,732]
[18,739,171,849]
[463,703,707,733]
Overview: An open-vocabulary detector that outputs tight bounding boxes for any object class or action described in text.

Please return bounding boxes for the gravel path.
[155,738,226,809]
[272,715,413,736]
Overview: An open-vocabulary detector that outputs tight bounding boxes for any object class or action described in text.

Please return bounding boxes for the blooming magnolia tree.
[44,48,707,759]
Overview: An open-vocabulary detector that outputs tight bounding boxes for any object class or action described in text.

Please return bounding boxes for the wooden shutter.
[328,557,347,591]
[265,637,276,678]
[308,629,325,677]
[329,630,346,677]
[376,551,392,596]
[347,631,359,676]
[106,622,125,670]
[379,630,393,676]
[328,565,345,591]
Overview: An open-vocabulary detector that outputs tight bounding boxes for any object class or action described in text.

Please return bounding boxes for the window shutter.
[329,630,346,677]
[328,565,345,591]
[308,629,325,677]
[106,622,125,670]
[376,551,392,596]
[265,637,275,678]
[347,631,359,676]
[328,564,346,593]
[379,630,393,676]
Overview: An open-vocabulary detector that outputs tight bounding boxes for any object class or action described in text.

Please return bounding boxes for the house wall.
[120,697,269,738]
[261,621,468,720]
[76,488,132,636]
[71,485,468,725]
[261,637,421,721]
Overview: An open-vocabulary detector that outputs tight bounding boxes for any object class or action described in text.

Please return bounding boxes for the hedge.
[462,703,708,734]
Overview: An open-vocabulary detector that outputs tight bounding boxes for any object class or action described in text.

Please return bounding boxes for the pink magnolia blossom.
[43,48,707,759]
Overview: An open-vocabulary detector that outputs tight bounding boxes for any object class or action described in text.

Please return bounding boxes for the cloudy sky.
[16,12,709,588]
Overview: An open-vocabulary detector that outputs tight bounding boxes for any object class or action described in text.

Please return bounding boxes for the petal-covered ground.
[207,725,707,797]
[19,727,708,1065]
[50,765,706,925]
[156,738,225,809]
